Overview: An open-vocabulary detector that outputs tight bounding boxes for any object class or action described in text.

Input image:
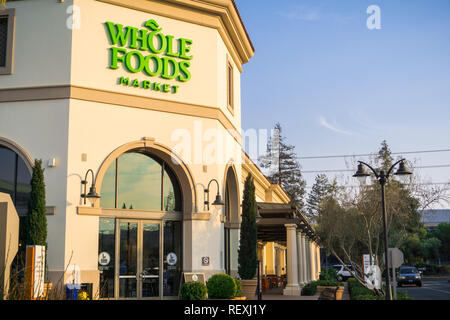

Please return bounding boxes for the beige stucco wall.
[0,0,73,89]
[0,100,70,272]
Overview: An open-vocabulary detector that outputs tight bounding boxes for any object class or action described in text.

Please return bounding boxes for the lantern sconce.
[204,179,224,211]
[81,169,100,206]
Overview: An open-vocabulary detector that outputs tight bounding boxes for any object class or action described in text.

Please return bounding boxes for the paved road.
[396,280,450,300]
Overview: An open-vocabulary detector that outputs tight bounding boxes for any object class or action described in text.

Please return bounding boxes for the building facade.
[0,0,319,299]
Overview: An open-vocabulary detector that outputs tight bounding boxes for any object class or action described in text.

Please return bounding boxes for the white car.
[332,264,355,281]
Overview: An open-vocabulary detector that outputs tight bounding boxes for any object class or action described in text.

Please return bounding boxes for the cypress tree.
[25,159,47,247]
[238,174,258,279]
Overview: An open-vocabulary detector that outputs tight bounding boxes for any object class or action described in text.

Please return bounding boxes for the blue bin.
[66,285,79,300]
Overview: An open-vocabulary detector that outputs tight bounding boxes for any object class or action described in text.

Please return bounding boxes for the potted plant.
[237,174,258,300]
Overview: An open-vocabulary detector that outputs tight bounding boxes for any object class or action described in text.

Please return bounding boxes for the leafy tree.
[316,141,437,296]
[432,223,450,262]
[259,122,306,209]
[25,159,47,247]
[238,174,257,279]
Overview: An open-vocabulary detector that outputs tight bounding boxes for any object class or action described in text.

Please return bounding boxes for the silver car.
[332,264,355,281]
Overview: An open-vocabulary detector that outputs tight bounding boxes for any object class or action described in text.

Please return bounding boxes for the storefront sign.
[25,245,46,299]
[105,19,193,94]
[66,265,81,290]
[183,272,206,285]
[362,254,381,289]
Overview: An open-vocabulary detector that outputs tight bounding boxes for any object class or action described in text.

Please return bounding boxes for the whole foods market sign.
[105,19,193,94]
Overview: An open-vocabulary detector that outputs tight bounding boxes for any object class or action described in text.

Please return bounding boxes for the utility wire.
[305,182,450,189]
[301,164,450,174]
[297,148,450,160]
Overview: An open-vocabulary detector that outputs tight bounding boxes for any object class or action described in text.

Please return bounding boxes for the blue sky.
[235,0,450,201]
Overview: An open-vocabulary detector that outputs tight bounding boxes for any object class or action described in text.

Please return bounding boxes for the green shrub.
[180,281,207,300]
[233,278,242,297]
[206,274,236,299]
[319,267,338,282]
[302,282,318,296]
[348,278,379,300]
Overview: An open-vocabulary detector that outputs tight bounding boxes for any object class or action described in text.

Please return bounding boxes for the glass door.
[118,221,138,298]
[116,220,161,299]
[141,222,160,298]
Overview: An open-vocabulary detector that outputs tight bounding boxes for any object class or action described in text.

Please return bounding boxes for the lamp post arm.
[207,179,220,195]
[82,169,95,205]
[386,159,406,179]
[357,161,379,179]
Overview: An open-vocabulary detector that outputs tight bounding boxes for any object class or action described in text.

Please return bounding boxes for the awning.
[256,202,317,244]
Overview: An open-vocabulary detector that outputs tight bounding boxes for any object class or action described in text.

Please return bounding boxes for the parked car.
[332,264,355,281]
[397,266,422,287]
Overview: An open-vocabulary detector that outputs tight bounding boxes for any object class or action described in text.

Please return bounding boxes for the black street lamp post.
[353,159,412,300]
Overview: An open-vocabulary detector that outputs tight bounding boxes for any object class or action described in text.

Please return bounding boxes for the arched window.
[0,145,32,216]
[100,151,182,212]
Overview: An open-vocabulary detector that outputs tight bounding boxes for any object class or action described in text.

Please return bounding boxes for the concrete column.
[296,231,304,286]
[316,244,321,279]
[283,224,301,295]
[304,238,310,282]
[309,240,316,281]
[312,243,317,280]
[301,234,308,284]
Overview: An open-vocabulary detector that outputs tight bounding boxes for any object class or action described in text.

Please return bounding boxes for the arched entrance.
[0,137,33,217]
[97,146,187,300]
[223,165,240,276]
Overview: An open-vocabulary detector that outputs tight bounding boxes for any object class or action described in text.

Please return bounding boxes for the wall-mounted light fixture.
[81,169,100,206]
[204,179,224,211]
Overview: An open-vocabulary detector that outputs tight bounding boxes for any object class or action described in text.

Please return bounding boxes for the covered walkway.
[257,203,321,296]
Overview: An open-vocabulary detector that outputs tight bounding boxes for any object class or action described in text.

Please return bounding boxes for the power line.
[302,164,450,174]
[297,148,450,160]
[305,182,450,189]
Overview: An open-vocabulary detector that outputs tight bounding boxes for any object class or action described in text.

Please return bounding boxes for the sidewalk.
[342,281,350,300]
[260,282,351,300]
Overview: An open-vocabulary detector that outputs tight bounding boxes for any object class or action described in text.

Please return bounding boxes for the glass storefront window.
[0,146,31,216]
[163,221,182,296]
[98,218,115,298]
[100,151,181,212]
[100,160,116,209]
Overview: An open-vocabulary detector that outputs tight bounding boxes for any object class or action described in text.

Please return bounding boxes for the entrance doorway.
[117,220,161,299]
[97,150,185,299]
[98,218,182,300]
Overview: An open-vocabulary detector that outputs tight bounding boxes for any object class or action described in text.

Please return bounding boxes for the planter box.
[240,279,257,300]
[317,286,344,300]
